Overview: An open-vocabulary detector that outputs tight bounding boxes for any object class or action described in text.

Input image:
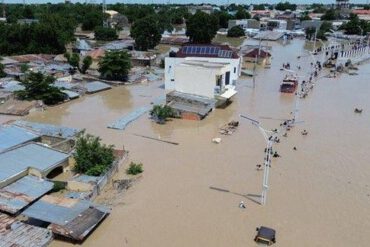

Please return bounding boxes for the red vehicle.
[280,74,298,93]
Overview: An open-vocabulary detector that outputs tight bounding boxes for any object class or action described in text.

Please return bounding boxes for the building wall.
[228,19,260,29]
[174,65,222,98]
[165,57,241,92]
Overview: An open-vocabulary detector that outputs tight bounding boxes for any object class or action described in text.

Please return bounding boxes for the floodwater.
[2,39,370,247]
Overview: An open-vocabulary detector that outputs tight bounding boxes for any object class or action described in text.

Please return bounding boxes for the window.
[234,67,236,73]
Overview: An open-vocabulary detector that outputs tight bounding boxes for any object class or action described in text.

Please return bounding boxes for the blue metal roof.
[0,143,70,183]
[13,120,81,138]
[0,175,53,214]
[0,125,40,153]
[0,80,25,92]
[22,195,110,225]
[85,81,112,93]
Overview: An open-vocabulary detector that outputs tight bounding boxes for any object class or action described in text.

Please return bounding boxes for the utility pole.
[240,114,278,206]
[102,0,108,27]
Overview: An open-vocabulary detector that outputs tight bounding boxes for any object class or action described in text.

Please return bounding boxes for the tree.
[235,8,251,20]
[253,4,266,11]
[130,15,162,51]
[341,14,369,35]
[81,56,92,74]
[82,12,103,31]
[321,9,339,21]
[305,27,316,40]
[275,2,297,11]
[0,57,5,78]
[15,72,66,105]
[98,50,131,81]
[150,105,175,124]
[227,26,245,37]
[317,21,333,40]
[300,12,312,21]
[20,63,29,73]
[73,131,115,176]
[186,11,218,44]
[215,11,233,29]
[94,26,118,41]
[65,52,80,69]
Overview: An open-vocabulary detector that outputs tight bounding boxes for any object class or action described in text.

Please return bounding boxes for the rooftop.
[0,143,70,184]
[0,125,40,153]
[13,120,81,139]
[85,81,112,94]
[0,175,53,214]
[22,195,110,241]
[181,60,230,69]
[0,213,53,247]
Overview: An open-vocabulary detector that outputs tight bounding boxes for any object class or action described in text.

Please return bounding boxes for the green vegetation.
[317,21,333,40]
[126,162,143,175]
[98,50,131,81]
[64,53,92,74]
[227,26,245,37]
[311,4,327,13]
[300,12,312,21]
[130,15,162,51]
[74,131,115,176]
[186,11,218,44]
[235,7,251,20]
[275,2,297,11]
[94,26,118,41]
[305,27,316,40]
[15,72,66,105]
[321,9,339,21]
[150,105,175,123]
[51,181,66,193]
[341,14,370,35]
[0,57,5,78]
[20,63,30,73]
[212,10,233,29]
[253,4,266,10]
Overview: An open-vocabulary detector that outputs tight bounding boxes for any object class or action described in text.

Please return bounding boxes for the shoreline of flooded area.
[2,39,370,247]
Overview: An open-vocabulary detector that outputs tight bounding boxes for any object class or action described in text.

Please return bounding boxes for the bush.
[73,131,115,176]
[94,26,118,41]
[51,181,66,193]
[150,105,175,123]
[227,26,245,37]
[126,162,143,175]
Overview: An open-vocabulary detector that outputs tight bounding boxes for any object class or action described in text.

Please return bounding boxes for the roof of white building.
[180,60,230,69]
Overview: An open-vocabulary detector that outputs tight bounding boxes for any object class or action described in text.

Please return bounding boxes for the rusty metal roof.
[0,213,53,247]
[0,175,53,214]
[22,195,110,241]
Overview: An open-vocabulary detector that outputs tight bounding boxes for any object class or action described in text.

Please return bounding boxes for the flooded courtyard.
[2,39,370,247]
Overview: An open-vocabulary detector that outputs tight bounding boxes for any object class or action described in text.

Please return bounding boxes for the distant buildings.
[228,19,260,30]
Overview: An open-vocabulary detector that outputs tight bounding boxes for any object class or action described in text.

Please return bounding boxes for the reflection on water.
[16,39,370,247]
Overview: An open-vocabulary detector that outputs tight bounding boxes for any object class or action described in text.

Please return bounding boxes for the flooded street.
[3,39,370,247]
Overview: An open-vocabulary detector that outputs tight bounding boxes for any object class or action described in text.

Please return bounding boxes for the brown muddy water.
[2,39,370,247]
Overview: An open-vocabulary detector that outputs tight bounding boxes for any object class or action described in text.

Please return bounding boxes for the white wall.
[165,57,241,91]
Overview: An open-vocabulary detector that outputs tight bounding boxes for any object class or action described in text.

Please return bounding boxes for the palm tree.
[98,51,132,81]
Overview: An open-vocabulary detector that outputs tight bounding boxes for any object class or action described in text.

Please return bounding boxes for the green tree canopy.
[98,50,132,81]
[321,9,339,20]
[227,26,245,37]
[0,57,6,78]
[15,72,66,105]
[94,26,118,41]
[235,8,251,20]
[253,4,266,10]
[130,15,162,51]
[81,56,92,74]
[341,14,370,35]
[275,2,297,11]
[73,131,115,176]
[186,11,218,44]
[213,10,234,29]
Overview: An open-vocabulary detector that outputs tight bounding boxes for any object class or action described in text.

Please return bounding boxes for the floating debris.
[219,121,239,135]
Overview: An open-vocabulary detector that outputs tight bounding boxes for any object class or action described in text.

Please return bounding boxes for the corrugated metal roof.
[0,125,40,153]
[13,120,81,138]
[0,175,53,214]
[0,213,53,247]
[0,80,25,92]
[85,81,112,94]
[22,195,110,241]
[62,90,80,100]
[0,143,69,183]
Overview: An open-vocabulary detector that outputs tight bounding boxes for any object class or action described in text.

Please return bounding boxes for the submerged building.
[164,44,241,120]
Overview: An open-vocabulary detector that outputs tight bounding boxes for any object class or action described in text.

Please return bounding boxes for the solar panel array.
[181,46,235,58]
[182,46,227,56]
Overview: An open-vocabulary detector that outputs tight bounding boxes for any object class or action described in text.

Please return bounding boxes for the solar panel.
[204,47,210,54]
[183,47,188,53]
[196,47,201,53]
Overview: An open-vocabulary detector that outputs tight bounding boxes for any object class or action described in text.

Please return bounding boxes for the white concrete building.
[171,60,237,99]
[165,44,242,93]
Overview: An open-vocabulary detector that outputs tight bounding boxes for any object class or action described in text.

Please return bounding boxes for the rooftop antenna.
[239,114,278,205]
